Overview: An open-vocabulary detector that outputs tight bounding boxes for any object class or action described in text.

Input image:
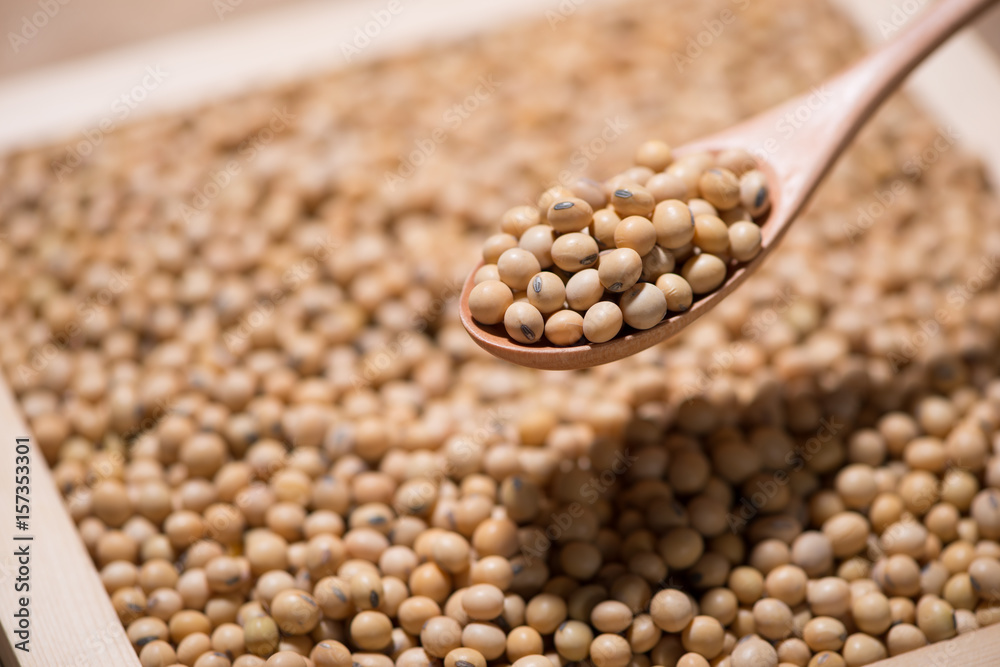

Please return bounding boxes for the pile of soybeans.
[3,0,1000,666]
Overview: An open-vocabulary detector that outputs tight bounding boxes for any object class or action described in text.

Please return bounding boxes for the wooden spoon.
[461,0,998,371]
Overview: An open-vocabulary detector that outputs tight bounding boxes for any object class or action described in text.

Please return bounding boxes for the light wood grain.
[874,622,1000,666]
[0,378,140,666]
[461,0,1000,371]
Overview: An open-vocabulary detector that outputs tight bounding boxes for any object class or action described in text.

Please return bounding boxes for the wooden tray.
[3,0,1000,665]
[0,378,141,665]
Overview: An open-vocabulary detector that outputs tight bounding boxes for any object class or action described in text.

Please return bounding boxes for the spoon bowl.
[461,0,997,370]
[459,152,782,371]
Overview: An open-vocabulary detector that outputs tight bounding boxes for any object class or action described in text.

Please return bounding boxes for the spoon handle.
[693,0,999,225]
